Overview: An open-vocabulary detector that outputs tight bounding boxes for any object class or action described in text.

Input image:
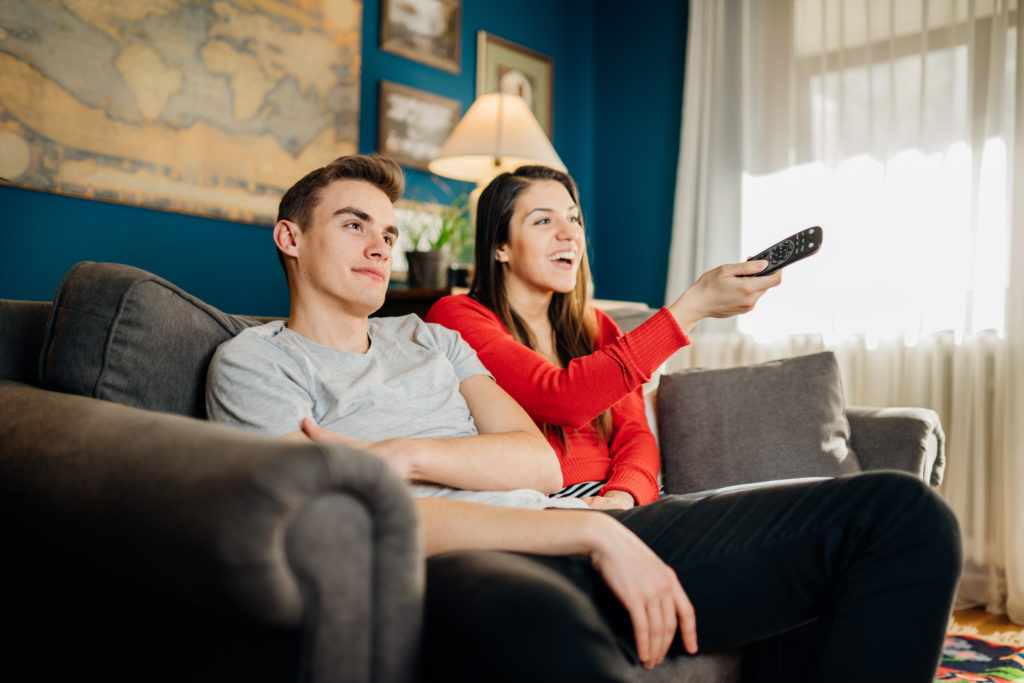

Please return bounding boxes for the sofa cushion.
[40,262,261,418]
[656,351,860,494]
[0,300,51,385]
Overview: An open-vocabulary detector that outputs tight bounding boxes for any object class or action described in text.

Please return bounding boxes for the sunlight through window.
[737,19,1012,345]
[739,140,1009,344]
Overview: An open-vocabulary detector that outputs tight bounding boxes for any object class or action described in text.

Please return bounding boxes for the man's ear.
[495,243,510,263]
[274,220,301,257]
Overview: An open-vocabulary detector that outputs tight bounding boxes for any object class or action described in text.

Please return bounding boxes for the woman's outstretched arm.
[427,295,686,427]
[426,261,780,429]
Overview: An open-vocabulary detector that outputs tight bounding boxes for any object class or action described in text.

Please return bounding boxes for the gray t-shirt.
[206,317,586,510]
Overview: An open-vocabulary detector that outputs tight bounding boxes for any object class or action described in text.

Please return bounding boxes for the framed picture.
[380,0,461,74]
[378,81,462,171]
[0,0,361,225]
[476,31,553,137]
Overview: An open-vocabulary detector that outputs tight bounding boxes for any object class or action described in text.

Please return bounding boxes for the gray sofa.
[0,262,946,682]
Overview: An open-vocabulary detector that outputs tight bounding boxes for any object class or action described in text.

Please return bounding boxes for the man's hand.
[293,410,557,492]
[299,417,417,479]
[582,489,636,510]
[668,260,782,333]
[416,498,699,668]
[587,513,698,667]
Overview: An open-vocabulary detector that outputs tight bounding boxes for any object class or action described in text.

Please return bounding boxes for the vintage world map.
[0,0,361,224]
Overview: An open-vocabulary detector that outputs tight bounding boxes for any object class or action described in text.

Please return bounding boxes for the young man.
[207,155,961,682]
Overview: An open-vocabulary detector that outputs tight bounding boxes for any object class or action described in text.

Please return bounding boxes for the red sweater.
[425,294,690,504]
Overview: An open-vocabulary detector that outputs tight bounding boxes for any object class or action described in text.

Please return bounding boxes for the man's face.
[292,179,398,317]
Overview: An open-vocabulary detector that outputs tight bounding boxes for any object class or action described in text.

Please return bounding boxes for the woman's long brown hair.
[470,166,612,450]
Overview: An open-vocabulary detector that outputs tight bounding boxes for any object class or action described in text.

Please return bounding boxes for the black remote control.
[742,226,823,277]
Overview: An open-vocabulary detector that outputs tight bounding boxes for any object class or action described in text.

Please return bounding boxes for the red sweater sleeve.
[425,294,689,428]
[600,388,662,504]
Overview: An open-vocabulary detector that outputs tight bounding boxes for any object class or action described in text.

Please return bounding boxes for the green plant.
[400,178,472,259]
[439,193,472,259]
[451,197,475,264]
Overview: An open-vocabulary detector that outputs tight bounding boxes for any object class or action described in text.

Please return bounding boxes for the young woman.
[425,165,781,508]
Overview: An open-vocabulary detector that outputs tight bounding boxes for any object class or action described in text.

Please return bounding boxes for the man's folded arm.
[287,374,562,493]
[422,374,561,492]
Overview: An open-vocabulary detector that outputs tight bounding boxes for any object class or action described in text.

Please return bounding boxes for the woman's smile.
[548,247,578,269]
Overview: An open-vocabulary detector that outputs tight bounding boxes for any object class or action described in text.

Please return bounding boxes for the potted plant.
[400,192,471,289]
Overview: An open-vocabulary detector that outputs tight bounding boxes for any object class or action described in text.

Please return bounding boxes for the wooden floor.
[949,608,1024,647]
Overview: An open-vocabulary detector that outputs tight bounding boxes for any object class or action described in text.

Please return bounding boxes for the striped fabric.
[550,481,605,498]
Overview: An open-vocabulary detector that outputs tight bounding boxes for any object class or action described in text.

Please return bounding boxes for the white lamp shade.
[428,93,565,183]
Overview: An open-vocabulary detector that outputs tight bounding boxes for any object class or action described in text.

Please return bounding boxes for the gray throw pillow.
[656,351,860,494]
[40,262,261,418]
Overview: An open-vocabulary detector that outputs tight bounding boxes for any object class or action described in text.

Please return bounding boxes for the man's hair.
[277,154,405,228]
[276,154,405,273]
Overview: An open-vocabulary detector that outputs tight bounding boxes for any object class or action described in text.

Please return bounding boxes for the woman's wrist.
[667,291,705,334]
[602,489,637,506]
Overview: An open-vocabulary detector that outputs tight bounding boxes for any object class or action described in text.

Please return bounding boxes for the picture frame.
[380,0,461,74]
[378,81,462,171]
[476,31,553,137]
[0,0,361,225]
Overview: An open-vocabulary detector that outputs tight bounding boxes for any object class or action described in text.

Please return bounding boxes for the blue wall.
[0,185,291,314]
[0,1,686,314]
[591,2,688,306]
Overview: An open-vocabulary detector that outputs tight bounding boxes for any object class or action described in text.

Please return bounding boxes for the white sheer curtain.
[667,0,1024,622]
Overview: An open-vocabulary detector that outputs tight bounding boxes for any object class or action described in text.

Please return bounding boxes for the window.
[737,4,1014,344]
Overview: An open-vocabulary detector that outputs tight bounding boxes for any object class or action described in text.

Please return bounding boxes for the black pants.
[422,471,962,682]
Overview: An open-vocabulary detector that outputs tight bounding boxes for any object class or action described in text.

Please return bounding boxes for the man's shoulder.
[368,313,426,334]
[214,320,290,363]
[369,314,486,376]
[370,313,461,346]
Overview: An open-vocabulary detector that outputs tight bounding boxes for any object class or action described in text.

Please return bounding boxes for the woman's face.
[496,180,584,299]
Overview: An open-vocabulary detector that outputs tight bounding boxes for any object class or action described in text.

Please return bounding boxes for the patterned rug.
[937,635,1024,682]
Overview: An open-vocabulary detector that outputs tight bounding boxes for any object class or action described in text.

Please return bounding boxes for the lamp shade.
[428,93,565,184]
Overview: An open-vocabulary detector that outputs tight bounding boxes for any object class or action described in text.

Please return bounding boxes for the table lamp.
[428,92,566,190]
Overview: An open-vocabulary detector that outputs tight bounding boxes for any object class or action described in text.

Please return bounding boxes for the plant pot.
[406,250,451,289]
[447,264,474,288]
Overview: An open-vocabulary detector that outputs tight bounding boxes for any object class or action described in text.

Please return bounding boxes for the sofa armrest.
[846,406,946,486]
[0,381,422,683]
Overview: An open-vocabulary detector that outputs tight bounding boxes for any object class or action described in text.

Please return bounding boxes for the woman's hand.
[587,514,699,667]
[668,260,782,333]
[582,489,636,510]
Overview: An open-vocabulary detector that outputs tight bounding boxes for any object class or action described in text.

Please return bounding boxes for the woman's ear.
[495,243,510,263]
[274,220,301,256]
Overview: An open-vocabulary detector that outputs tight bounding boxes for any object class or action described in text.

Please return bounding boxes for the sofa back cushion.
[40,262,262,418]
[656,351,860,494]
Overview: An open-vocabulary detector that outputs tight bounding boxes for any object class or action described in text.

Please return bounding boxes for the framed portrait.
[378,81,461,171]
[476,31,553,137]
[380,0,461,74]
